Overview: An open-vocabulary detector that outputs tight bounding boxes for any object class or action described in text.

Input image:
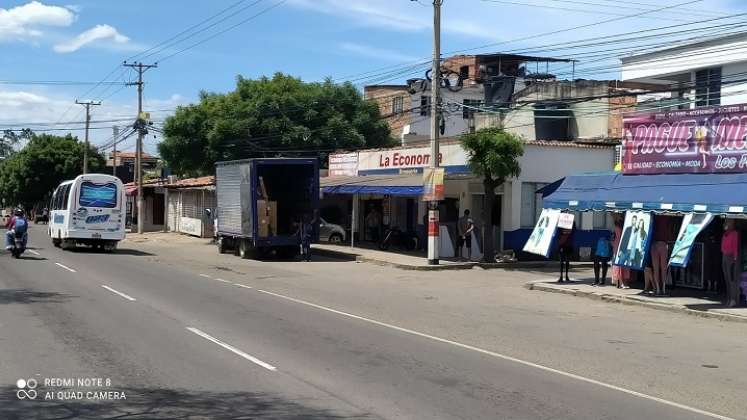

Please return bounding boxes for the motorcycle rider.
[5,208,28,251]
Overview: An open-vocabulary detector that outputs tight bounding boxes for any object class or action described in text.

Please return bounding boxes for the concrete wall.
[405,84,484,144]
[364,85,411,140]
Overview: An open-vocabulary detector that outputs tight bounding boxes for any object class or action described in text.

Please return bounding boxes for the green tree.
[158,73,393,176]
[460,128,524,262]
[0,133,104,209]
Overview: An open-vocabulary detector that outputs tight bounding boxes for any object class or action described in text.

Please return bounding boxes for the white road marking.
[54,262,76,273]
[214,278,231,283]
[199,273,211,278]
[101,285,136,301]
[27,250,40,256]
[234,283,253,289]
[256,289,736,420]
[186,327,276,371]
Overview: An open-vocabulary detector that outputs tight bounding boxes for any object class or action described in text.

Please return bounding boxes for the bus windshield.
[79,181,118,208]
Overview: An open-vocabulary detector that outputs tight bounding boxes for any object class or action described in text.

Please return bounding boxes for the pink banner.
[622,104,747,174]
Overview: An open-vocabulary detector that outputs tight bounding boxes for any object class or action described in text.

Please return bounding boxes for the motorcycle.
[8,229,26,258]
[379,226,418,251]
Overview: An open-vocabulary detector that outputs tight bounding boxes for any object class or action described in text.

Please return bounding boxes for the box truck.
[215,158,319,258]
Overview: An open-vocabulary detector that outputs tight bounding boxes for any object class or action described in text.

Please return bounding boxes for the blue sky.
[0,0,744,154]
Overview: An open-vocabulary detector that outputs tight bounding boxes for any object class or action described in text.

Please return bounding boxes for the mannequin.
[721,219,740,308]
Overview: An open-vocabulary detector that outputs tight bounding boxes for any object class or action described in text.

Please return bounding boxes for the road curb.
[526,281,747,324]
[313,247,596,271]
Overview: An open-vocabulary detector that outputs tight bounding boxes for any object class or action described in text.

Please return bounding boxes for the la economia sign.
[357,143,468,173]
[622,104,747,174]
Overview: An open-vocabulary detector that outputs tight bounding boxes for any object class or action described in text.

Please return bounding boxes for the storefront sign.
[669,213,713,268]
[357,143,469,174]
[328,153,358,177]
[623,104,747,174]
[422,168,445,201]
[613,211,653,271]
[523,209,560,258]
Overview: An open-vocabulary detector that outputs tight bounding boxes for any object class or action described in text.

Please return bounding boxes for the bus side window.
[52,187,60,210]
[61,185,71,210]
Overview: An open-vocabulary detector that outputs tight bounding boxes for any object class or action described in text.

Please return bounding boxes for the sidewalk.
[313,243,591,271]
[526,278,747,323]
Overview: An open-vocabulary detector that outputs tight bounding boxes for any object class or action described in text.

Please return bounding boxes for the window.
[463,99,483,119]
[419,95,431,116]
[520,182,547,228]
[392,96,404,114]
[78,182,117,208]
[51,187,60,210]
[695,67,721,107]
[60,184,71,210]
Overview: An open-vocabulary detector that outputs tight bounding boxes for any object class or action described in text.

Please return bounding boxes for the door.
[152,193,165,226]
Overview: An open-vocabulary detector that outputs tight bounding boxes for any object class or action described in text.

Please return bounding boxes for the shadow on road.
[0,289,73,305]
[0,386,374,420]
[69,248,155,257]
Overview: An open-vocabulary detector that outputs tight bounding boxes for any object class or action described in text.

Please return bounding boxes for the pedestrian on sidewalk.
[556,224,575,283]
[297,213,314,262]
[721,219,740,307]
[592,231,612,286]
[457,210,475,261]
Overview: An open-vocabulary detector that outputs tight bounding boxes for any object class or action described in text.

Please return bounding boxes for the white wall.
[721,61,747,105]
[622,36,747,81]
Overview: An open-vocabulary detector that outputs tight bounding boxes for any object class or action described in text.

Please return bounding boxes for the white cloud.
[53,24,130,53]
[0,1,76,41]
[339,42,413,62]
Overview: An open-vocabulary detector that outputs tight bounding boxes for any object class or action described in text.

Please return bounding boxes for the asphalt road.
[0,225,742,420]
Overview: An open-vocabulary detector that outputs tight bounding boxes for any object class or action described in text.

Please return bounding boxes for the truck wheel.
[217,237,229,254]
[238,239,252,259]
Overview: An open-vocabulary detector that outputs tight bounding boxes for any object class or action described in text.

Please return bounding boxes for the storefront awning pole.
[351,194,357,249]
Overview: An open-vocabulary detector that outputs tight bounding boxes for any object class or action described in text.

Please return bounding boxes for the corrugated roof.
[165,175,215,188]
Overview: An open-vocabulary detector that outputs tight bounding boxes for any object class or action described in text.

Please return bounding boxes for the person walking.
[721,219,740,307]
[297,214,314,262]
[651,215,672,296]
[457,210,475,261]
[593,231,612,286]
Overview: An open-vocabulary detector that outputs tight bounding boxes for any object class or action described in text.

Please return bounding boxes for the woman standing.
[612,217,631,288]
[557,224,575,283]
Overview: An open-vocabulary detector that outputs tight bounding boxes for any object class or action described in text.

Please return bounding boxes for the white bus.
[49,174,125,251]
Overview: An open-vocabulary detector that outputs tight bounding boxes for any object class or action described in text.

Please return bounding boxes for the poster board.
[523,209,561,258]
[613,211,653,271]
[557,213,575,230]
[669,213,713,268]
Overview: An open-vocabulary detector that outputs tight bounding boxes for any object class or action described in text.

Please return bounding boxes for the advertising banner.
[523,209,561,258]
[422,168,445,201]
[669,213,714,268]
[328,153,358,177]
[622,104,747,174]
[613,211,653,271]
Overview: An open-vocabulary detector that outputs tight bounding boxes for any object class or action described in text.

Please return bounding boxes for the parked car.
[319,218,345,243]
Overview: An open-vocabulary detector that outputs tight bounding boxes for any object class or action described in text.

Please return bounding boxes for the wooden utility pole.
[75,99,101,174]
[124,61,157,234]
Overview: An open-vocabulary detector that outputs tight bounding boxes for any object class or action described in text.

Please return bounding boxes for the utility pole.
[112,126,119,177]
[427,0,442,265]
[124,61,157,235]
[75,99,101,174]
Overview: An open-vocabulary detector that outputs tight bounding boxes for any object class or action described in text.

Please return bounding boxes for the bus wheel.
[103,241,117,253]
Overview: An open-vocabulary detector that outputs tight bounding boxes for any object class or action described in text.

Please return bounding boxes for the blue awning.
[321,174,424,196]
[543,172,747,214]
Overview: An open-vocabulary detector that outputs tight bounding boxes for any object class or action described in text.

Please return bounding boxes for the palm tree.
[460,128,523,263]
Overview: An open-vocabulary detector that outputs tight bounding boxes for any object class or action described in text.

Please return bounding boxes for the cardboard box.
[257,200,277,237]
